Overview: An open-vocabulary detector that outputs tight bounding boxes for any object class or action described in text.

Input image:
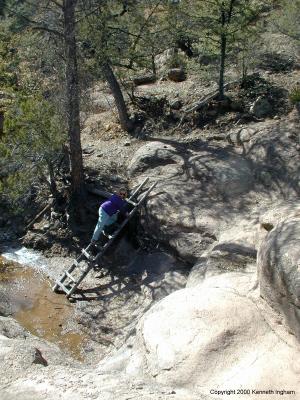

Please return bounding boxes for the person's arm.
[118,198,130,216]
[111,194,129,216]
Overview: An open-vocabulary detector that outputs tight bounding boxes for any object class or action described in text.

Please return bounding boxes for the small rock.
[169,99,182,110]
[83,147,94,155]
[261,222,274,232]
[110,175,121,183]
[32,348,48,367]
[84,347,95,353]
[230,99,244,112]
[124,141,131,147]
[167,68,186,82]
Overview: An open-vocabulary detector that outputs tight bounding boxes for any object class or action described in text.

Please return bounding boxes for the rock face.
[258,216,300,339]
[250,96,272,118]
[102,278,300,398]
[259,201,300,231]
[128,119,300,265]
[187,242,257,289]
[129,141,256,261]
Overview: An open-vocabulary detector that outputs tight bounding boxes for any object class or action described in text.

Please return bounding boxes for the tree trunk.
[219,33,227,100]
[102,62,134,133]
[63,0,85,202]
[47,160,59,200]
[151,53,156,76]
[218,0,236,100]
[0,111,4,139]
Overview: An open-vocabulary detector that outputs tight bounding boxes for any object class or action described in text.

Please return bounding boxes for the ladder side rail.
[53,280,72,296]
[67,263,94,298]
[53,255,85,291]
[53,269,76,292]
[53,248,94,292]
[136,181,157,206]
[128,177,149,201]
[67,261,80,273]
[53,269,71,291]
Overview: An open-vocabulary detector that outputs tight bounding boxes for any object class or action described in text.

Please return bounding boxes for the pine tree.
[274,0,300,42]
[2,0,85,204]
[179,0,266,98]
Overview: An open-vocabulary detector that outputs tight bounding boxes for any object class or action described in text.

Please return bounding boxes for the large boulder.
[250,96,273,118]
[258,217,300,339]
[116,285,299,397]
[128,142,183,178]
[237,120,300,197]
[187,241,257,288]
[186,215,265,289]
[259,201,300,231]
[129,142,255,262]
[188,150,254,196]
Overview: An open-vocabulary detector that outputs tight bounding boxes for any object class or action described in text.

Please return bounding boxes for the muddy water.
[0,256,88,361]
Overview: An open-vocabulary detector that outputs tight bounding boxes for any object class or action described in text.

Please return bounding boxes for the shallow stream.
[0,249,88,361]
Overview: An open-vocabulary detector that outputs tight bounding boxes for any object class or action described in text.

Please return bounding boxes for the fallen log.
[86,185,112,199]
[25,201,53,231]
[175,80,240,129]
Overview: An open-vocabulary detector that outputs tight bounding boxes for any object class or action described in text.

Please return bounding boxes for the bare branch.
[31,25,64,38]
[5,4,63,37]
[49,0,64,8]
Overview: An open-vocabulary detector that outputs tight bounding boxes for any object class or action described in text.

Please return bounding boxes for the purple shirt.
[101,194,126,216]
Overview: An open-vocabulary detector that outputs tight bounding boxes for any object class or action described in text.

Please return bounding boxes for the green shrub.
[289,86,300,104]
[0,94,66,211]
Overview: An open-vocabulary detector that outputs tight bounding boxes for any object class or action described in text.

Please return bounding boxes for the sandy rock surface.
[98,272,299,400]
[128,118,300,265]
[258,216,300,339]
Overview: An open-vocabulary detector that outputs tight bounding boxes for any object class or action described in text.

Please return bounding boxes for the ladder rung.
[82,249,94,261]
[54,280,72,295]
[70,260,79,268]
[126,199,137,206]
[65,271,76,282]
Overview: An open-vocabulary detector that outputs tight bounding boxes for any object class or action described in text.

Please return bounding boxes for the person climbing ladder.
[53,178,157,299]
[91,188,128,244]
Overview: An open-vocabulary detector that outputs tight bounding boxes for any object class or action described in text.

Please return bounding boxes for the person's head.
[118,188,127,199]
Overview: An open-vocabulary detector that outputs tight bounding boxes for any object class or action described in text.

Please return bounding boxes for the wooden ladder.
[52,178,156,299]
